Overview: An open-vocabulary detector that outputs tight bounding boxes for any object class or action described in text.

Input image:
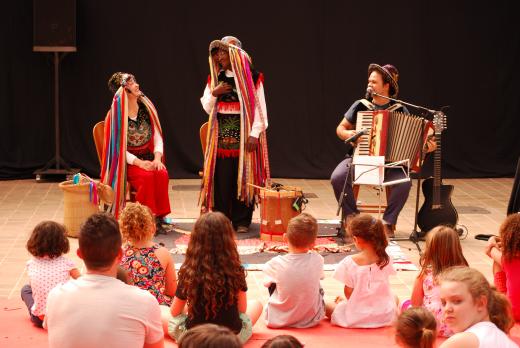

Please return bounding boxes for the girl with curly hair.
[327,214,397,328]
[119,202,176,305]
[166,212,262,343]
[485,213,520,321]
[21,221,80,327]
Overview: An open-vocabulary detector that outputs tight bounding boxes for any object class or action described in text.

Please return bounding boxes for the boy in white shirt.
[262,213,325,328]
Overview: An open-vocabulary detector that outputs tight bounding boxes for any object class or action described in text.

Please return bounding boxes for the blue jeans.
[20,284,44,327]
[330,157,412,225]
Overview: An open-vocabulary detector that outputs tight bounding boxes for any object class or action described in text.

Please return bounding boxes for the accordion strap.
[360,99,403,112]
[359,99,375,110]
[386,103,403,112]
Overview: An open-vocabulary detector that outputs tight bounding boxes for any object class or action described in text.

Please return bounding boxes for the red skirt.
[127,165,171,217]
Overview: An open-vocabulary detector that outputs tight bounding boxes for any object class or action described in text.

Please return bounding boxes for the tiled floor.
[0,177,513,304]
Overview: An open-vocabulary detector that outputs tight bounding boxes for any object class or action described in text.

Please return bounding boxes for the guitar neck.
[433,133,442,206]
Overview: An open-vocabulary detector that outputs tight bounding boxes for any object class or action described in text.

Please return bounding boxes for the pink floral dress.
[120,243,172,305]
[422,268,452,337]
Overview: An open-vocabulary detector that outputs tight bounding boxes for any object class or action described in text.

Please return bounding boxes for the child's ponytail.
[488,289,514,333]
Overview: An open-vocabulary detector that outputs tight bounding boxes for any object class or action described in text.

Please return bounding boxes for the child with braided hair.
[327,214,398,328]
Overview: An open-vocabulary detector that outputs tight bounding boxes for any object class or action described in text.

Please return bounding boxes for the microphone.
[344,129,368,144]
[366,87,374,99]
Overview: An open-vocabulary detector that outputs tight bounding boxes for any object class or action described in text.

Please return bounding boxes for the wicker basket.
[59,180,100,238]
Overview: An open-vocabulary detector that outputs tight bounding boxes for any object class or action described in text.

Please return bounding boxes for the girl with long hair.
[166,212,262,343]
[438,266,516,347]
[327,214,397,328]
[410,226,469,337]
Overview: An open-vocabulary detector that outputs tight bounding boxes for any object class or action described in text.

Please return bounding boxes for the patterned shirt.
[120,243,172,306]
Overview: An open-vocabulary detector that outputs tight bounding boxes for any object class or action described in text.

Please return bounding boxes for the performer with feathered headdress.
[101,72,171,232]
[200,36,270,234]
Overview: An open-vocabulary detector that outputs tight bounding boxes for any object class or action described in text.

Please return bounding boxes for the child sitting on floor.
[119,202,176,305]
[262,213,325,328]
[438,266,516,348]
[410,225,469,337]
[485,213,520,321]
[261,334,304,348]
[166,212,263,344]
[177,323,242,348]
[395,307,437,348]
[327,214,397,328]
[21,221,80,327]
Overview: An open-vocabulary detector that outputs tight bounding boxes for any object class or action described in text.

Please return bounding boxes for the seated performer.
[101,72,171,233]
[330,63,434,237]
[200,36,270,233]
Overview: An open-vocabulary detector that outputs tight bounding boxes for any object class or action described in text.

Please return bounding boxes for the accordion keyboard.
[353,111,374,156]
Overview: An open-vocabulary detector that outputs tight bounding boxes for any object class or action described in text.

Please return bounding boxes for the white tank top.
[465,321,518,348]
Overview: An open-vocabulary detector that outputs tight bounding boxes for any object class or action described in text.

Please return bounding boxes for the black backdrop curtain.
[1,0,519,180]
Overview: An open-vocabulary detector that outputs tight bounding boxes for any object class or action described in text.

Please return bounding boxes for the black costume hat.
[368,64,399,98]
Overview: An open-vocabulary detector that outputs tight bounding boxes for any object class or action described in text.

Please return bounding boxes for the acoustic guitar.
[417,112,458,234]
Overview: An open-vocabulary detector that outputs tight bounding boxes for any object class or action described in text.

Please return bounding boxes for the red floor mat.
[3,298,520,348]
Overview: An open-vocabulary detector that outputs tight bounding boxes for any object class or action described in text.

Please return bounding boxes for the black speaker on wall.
[33,0,76,52]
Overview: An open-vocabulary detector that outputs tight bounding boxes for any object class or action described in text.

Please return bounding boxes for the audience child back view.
[395,307,437,348]
[177,324,242,348]
[21,221,80,327]
[485,213,520,321]
[411,226,469,336]
[328,214,397,328]
[438,266,516,348]
[119,202,176,305]
[261,334,304,348]
[166,212,262,343]
[262,213,325,328]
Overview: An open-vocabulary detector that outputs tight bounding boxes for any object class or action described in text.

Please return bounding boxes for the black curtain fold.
[1,0,519,180]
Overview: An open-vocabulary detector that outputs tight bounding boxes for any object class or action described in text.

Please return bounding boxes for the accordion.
[354,110,432,171]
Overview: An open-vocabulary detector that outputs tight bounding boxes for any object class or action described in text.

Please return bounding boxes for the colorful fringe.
[100,88,163,217]
[200,45,270,210]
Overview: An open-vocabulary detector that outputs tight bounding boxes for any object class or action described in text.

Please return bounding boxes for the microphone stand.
[370,91,439,116]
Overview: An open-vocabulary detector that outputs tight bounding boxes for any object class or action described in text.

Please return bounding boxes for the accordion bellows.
[355,110,431,171]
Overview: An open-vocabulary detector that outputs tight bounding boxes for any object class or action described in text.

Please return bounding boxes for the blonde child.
[263,213,325,328]
[327,214,397,328]
[438,266,516,348]
[119,202,176,305]
[21,221,80,327]
[395,307,437,348]
[410,226,469,337]
[485,213,520,321]
[166,212,263,343]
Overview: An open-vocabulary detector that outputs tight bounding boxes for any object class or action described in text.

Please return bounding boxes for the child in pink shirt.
[21,221,80,327]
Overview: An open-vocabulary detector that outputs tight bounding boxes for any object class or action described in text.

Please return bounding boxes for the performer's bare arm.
[336,118,357,141]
